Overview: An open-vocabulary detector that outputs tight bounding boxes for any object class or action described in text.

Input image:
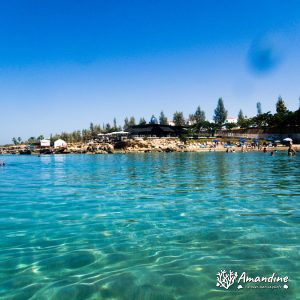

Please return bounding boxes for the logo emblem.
[216,270,238,289]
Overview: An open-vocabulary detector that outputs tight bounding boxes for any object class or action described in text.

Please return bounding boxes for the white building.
[167,119,175,126]
[225,117,238,124]
[54,139,67,148]
[40,139,50,147]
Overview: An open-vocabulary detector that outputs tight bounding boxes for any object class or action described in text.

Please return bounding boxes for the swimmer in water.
[288,145,296,156]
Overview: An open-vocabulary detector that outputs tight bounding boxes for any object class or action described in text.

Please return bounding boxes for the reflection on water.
[0,153,299,299]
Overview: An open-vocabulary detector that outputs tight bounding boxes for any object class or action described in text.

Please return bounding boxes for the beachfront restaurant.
[97,131,129,142]
[129,124,186,138]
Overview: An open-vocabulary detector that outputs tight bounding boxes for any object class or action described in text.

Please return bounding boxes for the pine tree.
[123,117,129,130]
[194,106,206,123]
[105,123,111,132]
[113,118,117,130]
[276,96,288,114]
[159,111,168,125]
[139,117,147,125]
[173,111,185,126]
[213,98,227,126]
[129,116,136,127]
[237,109,245,126]
[256,102,262,115]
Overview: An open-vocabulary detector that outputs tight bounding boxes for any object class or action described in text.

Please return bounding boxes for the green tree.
[129,116,136,127]
[37,135,44,141]
[225,123,236,130]
[276,96,288,114]
[12,137,18,145]
[105,123,111,132]
[124,116,135,130]
[237,109,245,127]
[194,106,206,123]
[202,121,218,136]
[213,98,227,127]
[253,112,272,127]
[89,122,96,139]
[139,117,147,125]
[256,102,262,115]
[82,129,90,143]
[123,117,129,130]
[60,132,69,142]
[90,122,94,132]
[71,130,81,142]
[173,111,185,126]
[113,118,117,130]
[159,111,168,125]
[27,137,37,144]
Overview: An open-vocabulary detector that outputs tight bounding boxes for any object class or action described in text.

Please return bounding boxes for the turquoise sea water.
[0,152,299,300]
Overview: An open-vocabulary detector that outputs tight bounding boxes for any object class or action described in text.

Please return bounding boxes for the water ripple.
[0,153,299,299]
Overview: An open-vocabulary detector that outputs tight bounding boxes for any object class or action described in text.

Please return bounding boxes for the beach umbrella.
[266,136,274,141]
[283,138,293,142]
[240,138,246,143]
[252,138,259,143]
[213,139,219,143]
[274,140,281,143]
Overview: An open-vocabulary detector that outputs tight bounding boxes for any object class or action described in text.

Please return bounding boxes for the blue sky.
[1,0,300,143]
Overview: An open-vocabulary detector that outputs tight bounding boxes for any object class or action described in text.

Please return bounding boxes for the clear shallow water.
[0,152,299,300]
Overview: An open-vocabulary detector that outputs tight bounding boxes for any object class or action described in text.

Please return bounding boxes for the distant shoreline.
[0,138,298,155]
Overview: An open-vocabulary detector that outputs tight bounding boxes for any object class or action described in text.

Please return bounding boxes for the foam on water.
[0,152,299,299]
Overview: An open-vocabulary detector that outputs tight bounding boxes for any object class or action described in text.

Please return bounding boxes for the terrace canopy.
[130,124,186,138]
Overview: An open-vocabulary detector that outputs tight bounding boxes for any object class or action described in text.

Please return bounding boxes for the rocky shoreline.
[0,138,297,155]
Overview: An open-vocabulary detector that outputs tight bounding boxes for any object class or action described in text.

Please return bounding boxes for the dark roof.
[129,124,186,135]
[130,127,153,133]
[160,127,175,132]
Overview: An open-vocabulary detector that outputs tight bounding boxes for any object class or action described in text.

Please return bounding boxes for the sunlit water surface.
[0,153,299,300]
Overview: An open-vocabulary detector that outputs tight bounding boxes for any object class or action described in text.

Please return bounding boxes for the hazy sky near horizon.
[1,0,300,143]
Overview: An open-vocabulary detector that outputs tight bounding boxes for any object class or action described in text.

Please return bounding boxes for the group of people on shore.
[223,141,296,156]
